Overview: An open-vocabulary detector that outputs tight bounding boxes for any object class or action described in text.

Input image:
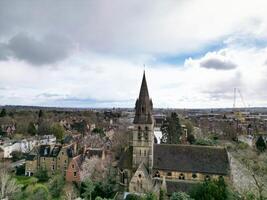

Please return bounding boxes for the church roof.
[133,71,153,124]
[153,144,229,175]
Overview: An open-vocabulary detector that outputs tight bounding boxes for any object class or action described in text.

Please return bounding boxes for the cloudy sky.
[0,0,267,108]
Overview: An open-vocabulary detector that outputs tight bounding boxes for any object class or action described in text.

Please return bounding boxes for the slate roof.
[50,145,62,157]
[26,154,36,161]
[118,147,133,169]
[153,144,229,175]
[72,154,84,170]
[133,72,153,124]
[39,145,51,157]
[85,148,103,158]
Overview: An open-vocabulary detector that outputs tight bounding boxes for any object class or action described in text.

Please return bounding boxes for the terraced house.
[25,143,77,176]
[118,72,230,195]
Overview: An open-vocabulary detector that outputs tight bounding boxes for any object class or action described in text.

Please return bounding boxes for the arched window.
[144,127,148,140]
[139,149,142,156]
[144,150,146,156]
[179,173,185,180]
[192,173,197,179]
[154,171,160,178]
[138,126,141,140]
[120,169,124,183]
[205,175,211,181]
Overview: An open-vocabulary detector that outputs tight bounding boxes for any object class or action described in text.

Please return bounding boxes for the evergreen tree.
[0,108,7,117]
[38,110,44,118]
[256,136,266,152]
[190,177,228,200]
[161,112,183,144]
[82,178,95,200]
[28,122,37,136]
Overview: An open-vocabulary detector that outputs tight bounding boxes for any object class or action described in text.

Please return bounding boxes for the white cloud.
[1,0,267,108]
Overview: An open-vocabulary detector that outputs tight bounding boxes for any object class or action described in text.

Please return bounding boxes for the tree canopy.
[161,112,183,144]
[256,136,266,152]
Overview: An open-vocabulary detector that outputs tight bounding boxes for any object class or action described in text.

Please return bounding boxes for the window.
[52,165,55,170]
[138,174,142,178]
[138,126,141,140]
[179,173,185,180]
[72,164,75,169]
[139,149,141,156]
[144,150,146,156]
[167,172,172,177]
[62,152,64,155]
[43,157,45,161]
[64,160,67,163]
[154,171,160,178]
[144,127,148,140]
[74,172,77,177]
[192,173,197,179]
[205,175,211,181]
[144,132,148,140]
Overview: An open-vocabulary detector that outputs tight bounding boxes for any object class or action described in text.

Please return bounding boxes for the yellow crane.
[233,88,248,123]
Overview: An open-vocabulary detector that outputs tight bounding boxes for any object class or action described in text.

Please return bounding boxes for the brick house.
[65,154,83,183]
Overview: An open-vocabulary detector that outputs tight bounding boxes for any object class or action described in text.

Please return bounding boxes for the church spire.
[139,71,149,99]
[133,71,153,124]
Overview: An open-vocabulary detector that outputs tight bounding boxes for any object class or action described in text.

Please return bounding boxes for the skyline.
[1,0,267,108]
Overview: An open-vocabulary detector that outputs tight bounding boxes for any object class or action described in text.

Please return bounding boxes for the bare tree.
[63,183,79,200]
[243,159,266,200]
[0,170,21,199]
[80,154,112,182]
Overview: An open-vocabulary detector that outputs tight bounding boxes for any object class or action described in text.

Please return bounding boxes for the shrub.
[187,134,195,144]
[34,168,49,182]
[170,192,193,200]
[125,194,142,200]
[256,136,266,152]
[237,142,249,150]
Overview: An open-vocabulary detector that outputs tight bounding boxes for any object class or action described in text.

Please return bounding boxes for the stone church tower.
[132,71,154,173]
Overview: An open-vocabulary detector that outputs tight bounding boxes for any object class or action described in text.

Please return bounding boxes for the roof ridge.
[154,143,225,149]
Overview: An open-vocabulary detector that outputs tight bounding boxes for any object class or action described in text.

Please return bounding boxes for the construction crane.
[233,88,248,123]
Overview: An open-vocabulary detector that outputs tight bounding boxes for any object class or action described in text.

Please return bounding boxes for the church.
[118,72,230,195]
